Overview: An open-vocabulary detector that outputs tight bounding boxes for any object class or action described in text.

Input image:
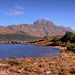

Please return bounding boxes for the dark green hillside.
[52,31,75,43]
[0,34,41,40]
[51,31,75,53]
[61,31,74,42]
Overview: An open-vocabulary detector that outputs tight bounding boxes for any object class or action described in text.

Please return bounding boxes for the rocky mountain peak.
[34,19,55,26]
[0,19,74,37]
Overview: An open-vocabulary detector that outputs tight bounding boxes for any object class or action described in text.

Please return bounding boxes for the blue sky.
[0,0,75,30]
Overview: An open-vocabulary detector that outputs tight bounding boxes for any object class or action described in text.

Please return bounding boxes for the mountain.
[0,19,74,37]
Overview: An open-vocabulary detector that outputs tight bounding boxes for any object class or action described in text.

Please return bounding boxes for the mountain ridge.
[0,19,74,37]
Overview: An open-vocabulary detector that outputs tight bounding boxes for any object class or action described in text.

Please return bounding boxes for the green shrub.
[61,31,74,42]
[23,55,28,58]
[67,44,75,53]
[8,60,21,66]
[62,40,71,47]
[54,41,62,46]
[65,31,74,40]
[42,36,48,41]
[12,56,16,59]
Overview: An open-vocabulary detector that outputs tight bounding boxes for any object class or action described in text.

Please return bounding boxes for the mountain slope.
[0,19,74,37]
[0,34,41,40]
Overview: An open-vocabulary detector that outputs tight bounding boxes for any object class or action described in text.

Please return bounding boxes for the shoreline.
[0,40,67,50]
[0,40,28,44]
[52,46,67,50]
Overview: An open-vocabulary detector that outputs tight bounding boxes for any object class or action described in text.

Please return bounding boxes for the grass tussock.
[0,50,75,75]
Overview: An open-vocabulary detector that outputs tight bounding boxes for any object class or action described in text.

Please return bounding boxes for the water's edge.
[0,44,61,58]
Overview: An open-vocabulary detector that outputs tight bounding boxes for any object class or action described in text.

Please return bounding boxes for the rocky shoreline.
[0,40,67,50]
[0,41,28,44]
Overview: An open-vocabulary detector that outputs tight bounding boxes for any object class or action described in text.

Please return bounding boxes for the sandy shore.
[53,46,67,50]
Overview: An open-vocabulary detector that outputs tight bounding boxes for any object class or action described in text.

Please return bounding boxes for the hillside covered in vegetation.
[0,34,41,40]
[27,31,75,53]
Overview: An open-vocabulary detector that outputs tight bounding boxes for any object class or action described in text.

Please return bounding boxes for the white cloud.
[15,5,24,10]
[5,10,24,15]
[5,5,25,15]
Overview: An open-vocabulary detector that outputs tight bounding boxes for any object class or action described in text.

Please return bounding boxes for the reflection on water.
[0,44,61,58]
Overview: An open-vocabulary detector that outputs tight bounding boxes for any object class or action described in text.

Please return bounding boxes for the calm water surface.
[0,44,61,58]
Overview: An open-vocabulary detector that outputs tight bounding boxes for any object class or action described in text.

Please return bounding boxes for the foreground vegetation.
[0,50,75,75]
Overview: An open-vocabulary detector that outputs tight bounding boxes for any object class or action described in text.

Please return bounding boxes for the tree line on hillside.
[0,34,41,40]
[53,31,75,53]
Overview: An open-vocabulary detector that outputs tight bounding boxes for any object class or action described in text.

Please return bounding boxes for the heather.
[0,50,75,75]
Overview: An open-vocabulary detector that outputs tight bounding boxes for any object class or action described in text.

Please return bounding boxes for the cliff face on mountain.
[0,19,74,37]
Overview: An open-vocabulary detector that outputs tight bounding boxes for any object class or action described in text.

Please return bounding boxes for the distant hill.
[0,19,74,37]
[0,34,41,40]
